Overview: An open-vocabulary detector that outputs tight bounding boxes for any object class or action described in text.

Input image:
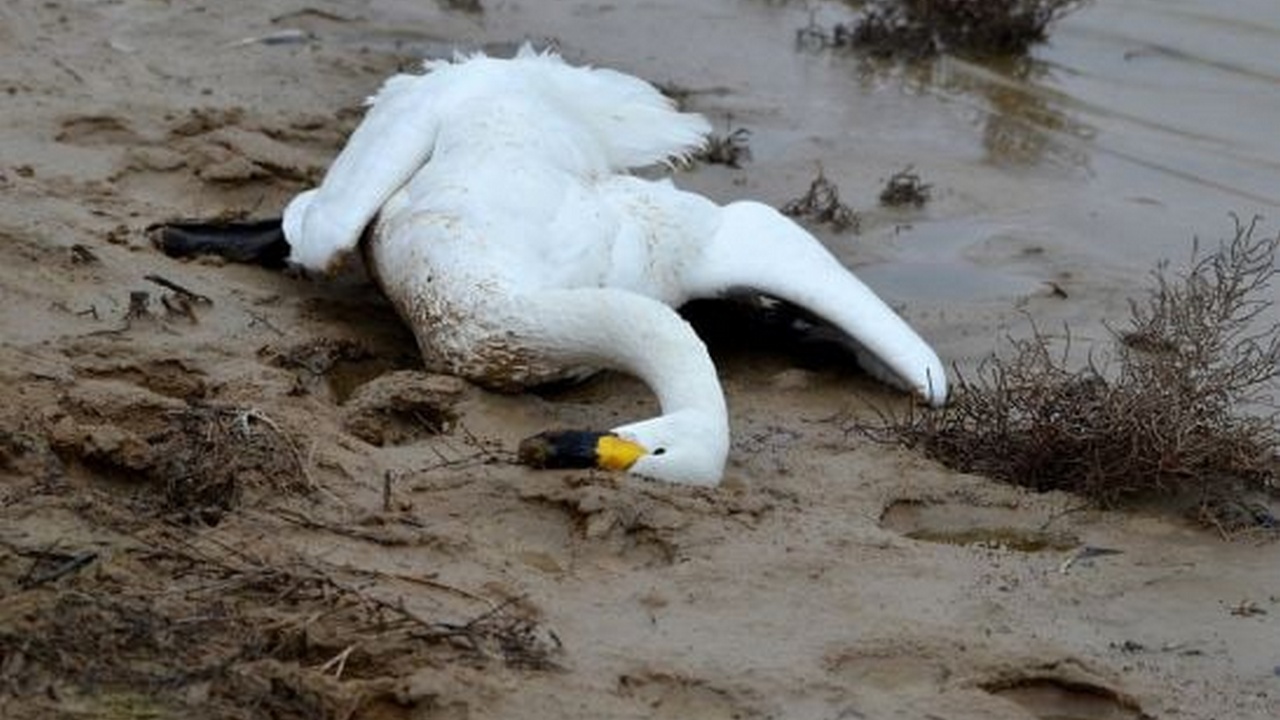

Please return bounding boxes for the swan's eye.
[652,448,666,456]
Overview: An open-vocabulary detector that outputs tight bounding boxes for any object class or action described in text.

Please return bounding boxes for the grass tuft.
[879,166,932,207]
[781,169,860,233]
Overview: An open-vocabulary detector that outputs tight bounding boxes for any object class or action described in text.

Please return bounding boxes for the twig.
[1058,546,1123,574]
[52,57,84,83]
[1035,503,1092,532]
[272,507,437,547]
[70,244,99,264]
[161,294,198,323]
[236,407,317,492]
[460,595,522,630]
[19,550,99,588]
[323,575,439,631]
[126,291,151,320]
[342,565,494,607]
[245,309,284,336]
[318,644,357,678]
[458,422,514,463]
[144,274,213,305]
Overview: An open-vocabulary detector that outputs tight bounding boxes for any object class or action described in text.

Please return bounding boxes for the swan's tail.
[501,45,712,169]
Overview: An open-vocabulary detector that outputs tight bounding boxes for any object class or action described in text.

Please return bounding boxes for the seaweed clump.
[693,126,752,168]
[801,0,1089,58]
[879,166,932,207]
[781,170,860,233]
[872,217,1280,532]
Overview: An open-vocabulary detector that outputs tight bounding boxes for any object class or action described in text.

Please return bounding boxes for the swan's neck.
[515,289,730,483]
[524,289,727,414]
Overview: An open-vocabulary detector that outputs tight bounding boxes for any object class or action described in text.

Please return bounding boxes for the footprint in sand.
[880,498,1079,553]
[981,676,1154,720]
[55,115,141,146]
[617,672,760,720]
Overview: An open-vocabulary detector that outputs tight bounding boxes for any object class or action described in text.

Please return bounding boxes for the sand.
[1,1,1277,719]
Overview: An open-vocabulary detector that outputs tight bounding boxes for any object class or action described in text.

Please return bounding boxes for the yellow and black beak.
[518,430,647,472]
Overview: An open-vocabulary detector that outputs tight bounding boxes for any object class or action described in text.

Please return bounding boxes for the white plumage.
[283,46,947,486]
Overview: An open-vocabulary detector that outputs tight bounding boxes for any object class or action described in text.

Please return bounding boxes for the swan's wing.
[285,48,712,272]
[683,201,948,405]
[284,73,440,271]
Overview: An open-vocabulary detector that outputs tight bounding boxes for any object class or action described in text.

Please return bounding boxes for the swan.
[160,46,947,486]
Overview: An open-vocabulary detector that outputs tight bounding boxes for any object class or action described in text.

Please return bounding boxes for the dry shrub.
[439,0,483,13]
[781,170,860,233]
[46,398,311,525]
[1,546,377,719]
[874,217,1280,530]
[692,126,752,168]
[151,405,311,523]
[801,0,1088,58]
[0,528,560,718]
[879,166,932,207]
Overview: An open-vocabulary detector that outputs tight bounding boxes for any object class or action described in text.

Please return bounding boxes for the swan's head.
[518,409,729,487]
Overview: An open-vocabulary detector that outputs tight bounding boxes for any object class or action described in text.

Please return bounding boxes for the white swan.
[280,46,947,486]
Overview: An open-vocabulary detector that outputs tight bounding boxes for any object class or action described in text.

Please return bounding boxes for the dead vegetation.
[50,402,311,525]
[866,217,1280,534]
[692,124,752,168]
[438,0,483,13]
[879,166,932,207]
[799,0,1089,58]
[0,352,551,718]
[781,169,860,232]
[0,522,559,719]
[154,405,313,523]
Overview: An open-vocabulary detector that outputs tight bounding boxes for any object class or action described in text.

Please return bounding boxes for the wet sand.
[1,1,1278,718]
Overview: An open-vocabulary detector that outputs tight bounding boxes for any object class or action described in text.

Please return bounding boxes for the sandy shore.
[1,2,1277,719]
